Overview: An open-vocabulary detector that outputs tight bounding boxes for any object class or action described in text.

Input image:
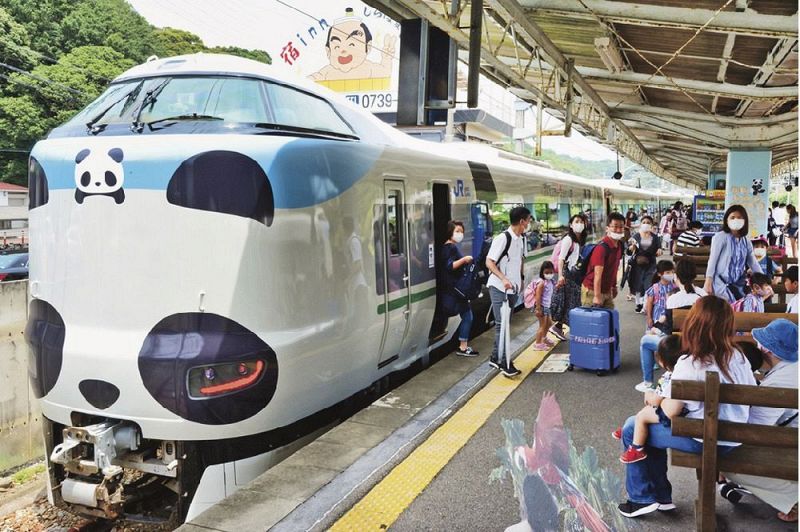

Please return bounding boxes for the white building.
[0,183,28,246]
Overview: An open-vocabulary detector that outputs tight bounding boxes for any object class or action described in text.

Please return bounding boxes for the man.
[582,212,625,308]
[486,206,531,377]
[775,202,788,248]
[675,220,703,248]
[722,319,798,523]
[784,265,798,313]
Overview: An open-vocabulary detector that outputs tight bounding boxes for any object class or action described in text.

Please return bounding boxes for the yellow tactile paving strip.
[329,343,553,531]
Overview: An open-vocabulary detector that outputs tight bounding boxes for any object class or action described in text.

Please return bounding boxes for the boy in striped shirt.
[676,221,703,248]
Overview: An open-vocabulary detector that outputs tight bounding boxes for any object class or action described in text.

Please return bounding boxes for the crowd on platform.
[441,199,798,524]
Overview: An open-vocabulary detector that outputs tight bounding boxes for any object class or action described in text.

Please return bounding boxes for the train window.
[386,190,403,256]
[264,83,355,136]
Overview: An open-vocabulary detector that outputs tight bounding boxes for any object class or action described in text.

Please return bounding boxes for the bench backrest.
[671,373,798,448]
[672,308,798,332]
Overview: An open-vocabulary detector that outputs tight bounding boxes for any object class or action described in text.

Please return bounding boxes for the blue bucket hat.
[752,319,798,362]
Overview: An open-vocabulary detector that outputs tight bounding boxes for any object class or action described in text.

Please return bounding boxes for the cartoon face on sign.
[309,8,395,82]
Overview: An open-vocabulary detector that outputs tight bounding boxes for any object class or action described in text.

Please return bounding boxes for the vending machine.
[692,191,726,237]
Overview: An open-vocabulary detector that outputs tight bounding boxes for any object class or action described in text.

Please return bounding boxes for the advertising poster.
[270,1,400,112]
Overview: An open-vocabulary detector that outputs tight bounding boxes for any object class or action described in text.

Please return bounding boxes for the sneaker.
[456,346,480,357]
[533,342,549,350]
[719,482,751,504]
[620,446,647,464]
[612,427,622,440]
[635,381,654,393]
[618,501,659,518]
[501,362,522,378]
[635,304,643,313]
[488,358,501,369]
[549,325,567,341]
[657,502,677,511]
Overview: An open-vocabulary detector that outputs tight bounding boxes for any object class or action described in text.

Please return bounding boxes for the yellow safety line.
[330,343,553,531]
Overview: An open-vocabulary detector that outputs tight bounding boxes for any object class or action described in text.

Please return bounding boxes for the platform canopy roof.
[364,0,798,189]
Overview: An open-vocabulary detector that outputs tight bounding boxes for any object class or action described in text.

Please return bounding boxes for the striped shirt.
[676,230,701,247]
[646,281,677,325]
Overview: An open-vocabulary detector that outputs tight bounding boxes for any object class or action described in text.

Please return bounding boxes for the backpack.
[452,262,483,301]
[731,297,746,313]
[569,241,611,285]
[479,231,512,282]
[550,237,575,273]
[523,278,541,309]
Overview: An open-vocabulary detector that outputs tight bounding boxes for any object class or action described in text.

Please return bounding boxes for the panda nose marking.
[95,182,101,186]
[79,379,120,409]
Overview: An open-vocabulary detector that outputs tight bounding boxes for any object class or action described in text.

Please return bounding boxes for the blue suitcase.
[567,307,620,376]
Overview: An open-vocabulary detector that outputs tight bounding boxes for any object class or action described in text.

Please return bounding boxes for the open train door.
[428,183,451,343]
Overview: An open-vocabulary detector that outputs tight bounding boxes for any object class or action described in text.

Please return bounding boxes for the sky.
[126,0,616,161]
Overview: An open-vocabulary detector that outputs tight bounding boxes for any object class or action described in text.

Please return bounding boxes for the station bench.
[670,373,798,531]
[672,309,798,336]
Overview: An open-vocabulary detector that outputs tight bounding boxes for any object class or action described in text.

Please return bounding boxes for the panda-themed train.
[25,53,687,523]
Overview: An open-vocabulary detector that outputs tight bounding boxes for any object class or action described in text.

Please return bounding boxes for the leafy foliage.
[0,0,271,185]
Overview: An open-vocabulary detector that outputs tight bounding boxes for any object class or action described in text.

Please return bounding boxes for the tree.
[0,6,37,70]
[152,27,205,58]
[207,45,271,64]
[0,0,73,60]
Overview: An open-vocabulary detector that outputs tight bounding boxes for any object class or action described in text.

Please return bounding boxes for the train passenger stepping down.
[486,206,531,377]
[441,220,479,357]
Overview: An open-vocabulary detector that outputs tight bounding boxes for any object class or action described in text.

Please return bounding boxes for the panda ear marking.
[75,149,91,164]
[108,148,124,163]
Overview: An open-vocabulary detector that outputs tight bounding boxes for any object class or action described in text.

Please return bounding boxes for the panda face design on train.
[74,147,126,204]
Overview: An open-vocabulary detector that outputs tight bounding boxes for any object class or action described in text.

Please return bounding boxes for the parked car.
[0,252,29,281]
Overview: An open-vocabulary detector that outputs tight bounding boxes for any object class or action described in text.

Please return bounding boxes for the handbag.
[635,254,650,266]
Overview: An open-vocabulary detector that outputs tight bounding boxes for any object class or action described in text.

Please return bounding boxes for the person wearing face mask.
[549,214,589,341]
[733,272,774,314]
[704,205,762,302]
[634,260,677,392]
[440,220,479,357]
[530,261,557,350]
[581,212,626,309]
[751,235,781,280]
[721,319,798,524]
[627,216,662,313]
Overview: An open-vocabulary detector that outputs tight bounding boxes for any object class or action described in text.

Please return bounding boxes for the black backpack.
[569,240,611,285]
[476,232,513,285]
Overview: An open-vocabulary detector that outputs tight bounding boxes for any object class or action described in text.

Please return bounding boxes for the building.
[0,183,28,246]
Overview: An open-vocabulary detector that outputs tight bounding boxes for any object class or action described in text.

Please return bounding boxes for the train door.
[379,180,412,367]
[429,183,452,342]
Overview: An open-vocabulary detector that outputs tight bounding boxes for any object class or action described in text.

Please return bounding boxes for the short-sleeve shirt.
[677,230,701,247]
[788,294,798,313]
[741,293,765,313]
[748,361,798,427]
[582,236,623,293]
[646,281,677,323]
[656,370,673,398]
[487,229,526,293]
[558,235,581,270]
[666,287,707,309]
[671,350,756,444]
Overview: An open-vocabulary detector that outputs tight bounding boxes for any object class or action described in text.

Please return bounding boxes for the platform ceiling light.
[594,37,625,74]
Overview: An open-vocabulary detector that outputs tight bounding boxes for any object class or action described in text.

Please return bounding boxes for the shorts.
[656,406,689,427]
[541,307,551,317]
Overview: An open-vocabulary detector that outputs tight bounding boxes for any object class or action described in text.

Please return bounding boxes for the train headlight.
[188,360,265,398]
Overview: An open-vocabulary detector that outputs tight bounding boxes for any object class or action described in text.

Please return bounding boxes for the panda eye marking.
[80,171,91,187]
[104,171,117,187]
[75,149,91,164]
[108,148,124,163]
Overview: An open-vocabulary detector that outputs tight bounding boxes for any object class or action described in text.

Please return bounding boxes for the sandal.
[778,504,798,523]
[626,294,634,301]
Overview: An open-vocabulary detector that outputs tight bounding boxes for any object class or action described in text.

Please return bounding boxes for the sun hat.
[751,234,769,245]
[752,319,798,363]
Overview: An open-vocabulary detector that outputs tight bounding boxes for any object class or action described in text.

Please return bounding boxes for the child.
[613,335,683,463]
[644,260,676,335]
[533,261,557,350]
[751,235,781,280]
[675,220,704,248]
[733,272,773,313]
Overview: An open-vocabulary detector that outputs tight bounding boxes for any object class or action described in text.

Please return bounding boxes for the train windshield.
[65,76,355,137]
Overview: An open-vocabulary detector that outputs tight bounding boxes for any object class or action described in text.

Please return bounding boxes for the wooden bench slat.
[672,447,798,481]
[672,417,798,447]
[672,309,798,332]
[672,379,799,408]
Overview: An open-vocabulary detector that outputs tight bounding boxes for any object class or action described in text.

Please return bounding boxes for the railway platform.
[179,278,794,532]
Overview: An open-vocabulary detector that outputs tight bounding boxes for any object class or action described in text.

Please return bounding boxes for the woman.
[704,205,762,302]
[619,296,756,518]
[441,220,479,356]
[627,215,661,313]
[549,214,588,341]
[785,204,798,258]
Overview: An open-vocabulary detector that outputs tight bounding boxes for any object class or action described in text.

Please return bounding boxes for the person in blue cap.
[721,318,798,523]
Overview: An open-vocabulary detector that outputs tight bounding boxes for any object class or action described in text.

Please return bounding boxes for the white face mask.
[728,218,745,231]
[754,248,767,259]
[453,231,464,243]
[640,223,652,233]
[572,223,585,233]
[544,273,554,280]
[608,230,625,241]
[662,273,675,283]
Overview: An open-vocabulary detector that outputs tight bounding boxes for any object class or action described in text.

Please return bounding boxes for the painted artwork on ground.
[490,392,630,531]
[272,1,399,112]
